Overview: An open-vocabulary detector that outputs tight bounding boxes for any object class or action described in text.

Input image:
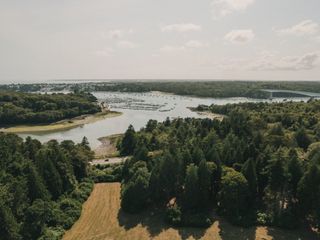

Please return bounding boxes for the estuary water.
[18,91,309,147]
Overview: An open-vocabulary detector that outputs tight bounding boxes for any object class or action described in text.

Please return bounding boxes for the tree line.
[118,100,320,231]
[0,133,94,239]
[0,91,100,125]
[92,81,320,99]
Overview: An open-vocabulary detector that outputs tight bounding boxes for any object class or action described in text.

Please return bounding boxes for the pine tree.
[183,164,200,210]
[295,128,311,150]
[191,146,205,165]
[120,125,137,156]
[121,167,150,213]
[198,160,211,207]
[35,149,63,199]
[26,163,50,202]
[241,158,258,198]
[287,149,302,198]
[298,164,320,228]
[0,204,21,240]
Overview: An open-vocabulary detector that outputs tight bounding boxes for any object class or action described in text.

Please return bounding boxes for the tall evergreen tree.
[298,164,320,228]
[120,125,137,156]
[0,204,21,240]
[241,158,258,198]
[218,169,249,222]
[183,164,200,210]
[287,149,302,198]
[198,160,211,207]
[26,164,50,202]
[121,167,150,213]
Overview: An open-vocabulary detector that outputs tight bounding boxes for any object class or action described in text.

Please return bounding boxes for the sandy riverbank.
[0,111,122,134]
[188,107,225,121]
[94,133,123,159]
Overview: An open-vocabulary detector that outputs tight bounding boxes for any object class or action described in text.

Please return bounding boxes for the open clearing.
[63,183,317,240]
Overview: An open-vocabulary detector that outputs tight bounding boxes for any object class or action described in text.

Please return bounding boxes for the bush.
[256,212,272,225]
[181,211,213,228]
[38,227,65,240]
[165,206,182,226]
[274,209,300,229]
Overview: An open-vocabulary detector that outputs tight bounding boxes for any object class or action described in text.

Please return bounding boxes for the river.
[18,91,310,147]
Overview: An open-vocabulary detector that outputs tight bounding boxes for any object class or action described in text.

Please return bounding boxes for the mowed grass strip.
[63,183,317,240]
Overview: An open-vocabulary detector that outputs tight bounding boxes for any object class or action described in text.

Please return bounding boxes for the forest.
[118,99,320,233]
[92,81,320,99]
[0,133,94,239]
[3,81,320,99]
[0,91,100,125]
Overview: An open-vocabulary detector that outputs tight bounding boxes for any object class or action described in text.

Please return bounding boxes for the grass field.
[0,111,122,134]
[63,183,317,240]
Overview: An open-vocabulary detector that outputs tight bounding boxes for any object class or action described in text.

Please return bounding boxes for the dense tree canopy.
[0,133,94,239]
[118,100,320,230]
[0,91,100,125]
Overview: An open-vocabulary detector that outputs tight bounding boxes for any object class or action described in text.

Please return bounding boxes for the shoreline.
[94,133,123,159]
[188,107,225,121]
[0,111,122,134]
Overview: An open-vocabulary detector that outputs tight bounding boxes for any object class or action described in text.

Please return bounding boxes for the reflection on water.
[18,92,309,147]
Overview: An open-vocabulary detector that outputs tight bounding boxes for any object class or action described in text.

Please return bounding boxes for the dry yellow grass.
[63,183,317,240]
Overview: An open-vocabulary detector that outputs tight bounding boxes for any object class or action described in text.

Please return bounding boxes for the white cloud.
[95,47,114,57]
[185,40,207,48]
[250,52,319,71]
[161,23,202,33]
[159,45,186,52]
[211,0,255,17]
[104,29,133,39]
[159,40,208,53]
[224,29,255,44]
[117,40,137,49]
[276,20,319,36]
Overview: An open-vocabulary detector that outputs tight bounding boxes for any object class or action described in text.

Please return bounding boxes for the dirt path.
[63,183,317,240]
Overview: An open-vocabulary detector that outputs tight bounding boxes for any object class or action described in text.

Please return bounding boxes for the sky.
[0,0,320,83]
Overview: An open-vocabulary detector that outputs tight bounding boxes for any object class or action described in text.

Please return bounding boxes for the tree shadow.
[266,225,319,240]
[216,216,257,240]
[117,208,207,239]
[118,209,319,240]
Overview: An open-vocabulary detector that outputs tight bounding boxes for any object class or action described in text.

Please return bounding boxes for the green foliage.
[183,164,200,210]
[0,204,21,240]
[298,164,320,228]
[198,160,212,207]
[0,91,100,125]
[120,125,137,156]
[118,99,320,230]
[295,128,312,150]
[92,81,320,99]
[165,205,182,226]
[218,169,250,224]
[121,166,150,213]
[241,158,258,198]
[0,133,94,239]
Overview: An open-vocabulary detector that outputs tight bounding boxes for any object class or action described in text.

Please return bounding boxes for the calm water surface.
[18,92,309,147]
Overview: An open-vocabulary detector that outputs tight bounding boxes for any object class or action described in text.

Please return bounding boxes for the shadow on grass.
[117,208,207,240]
[266,225,319,240]
[118,209,317,240]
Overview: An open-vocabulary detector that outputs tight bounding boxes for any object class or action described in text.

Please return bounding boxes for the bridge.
[260,89,320,99]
